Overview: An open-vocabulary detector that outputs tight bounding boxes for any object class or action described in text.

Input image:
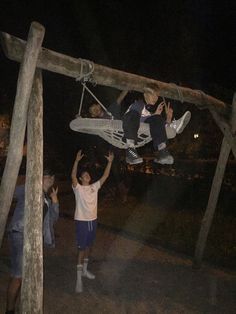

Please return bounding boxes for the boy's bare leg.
[6,277,21,312]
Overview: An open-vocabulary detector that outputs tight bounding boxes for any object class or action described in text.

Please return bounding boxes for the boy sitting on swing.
[89,89,191,165]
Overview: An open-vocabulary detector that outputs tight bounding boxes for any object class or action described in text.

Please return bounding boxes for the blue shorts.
[8,231,23,278]
[75,220,97,250]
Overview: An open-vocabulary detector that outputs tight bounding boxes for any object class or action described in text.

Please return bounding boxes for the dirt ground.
[1,184,236,314]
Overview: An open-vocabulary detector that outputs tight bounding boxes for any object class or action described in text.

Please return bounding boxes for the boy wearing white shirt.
[71,150,114,293]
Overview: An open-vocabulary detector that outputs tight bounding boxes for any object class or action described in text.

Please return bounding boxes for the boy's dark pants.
[122,110,167,149]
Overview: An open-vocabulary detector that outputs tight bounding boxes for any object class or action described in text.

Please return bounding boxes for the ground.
[0,179,236,314]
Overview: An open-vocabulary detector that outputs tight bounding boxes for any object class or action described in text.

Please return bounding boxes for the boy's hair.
[89,103,102,117]
[89,103,100,112]
[77,167,91,183]
[43,168,55,176]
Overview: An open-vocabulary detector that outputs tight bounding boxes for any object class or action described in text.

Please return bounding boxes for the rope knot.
[76,59,95,82]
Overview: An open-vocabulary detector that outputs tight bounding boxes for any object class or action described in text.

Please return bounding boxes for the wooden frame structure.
[0,22,235,313]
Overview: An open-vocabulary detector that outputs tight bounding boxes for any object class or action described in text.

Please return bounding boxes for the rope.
[75,58,113,118]
[195,90,208,109]
[75,58,95,82]
[169,83,184,103]
[77,83,86,117]
[81,83,114,119]
[170,83,207,108]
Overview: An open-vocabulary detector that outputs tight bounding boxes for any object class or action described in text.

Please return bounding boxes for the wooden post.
[20,69,43,314]
[193,93,236,268]
[0,22,45,246]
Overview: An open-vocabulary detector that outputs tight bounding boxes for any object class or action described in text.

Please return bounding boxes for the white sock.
[83,258,89,274]
[126,139,135,148]
[158,142,166,151]
[75,264,83,293]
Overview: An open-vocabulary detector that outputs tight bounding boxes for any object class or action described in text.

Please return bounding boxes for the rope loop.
[195,90,208,109]
[169,83,184,103]
[75,58,95,82]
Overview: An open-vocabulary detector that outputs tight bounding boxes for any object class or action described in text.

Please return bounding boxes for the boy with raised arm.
[71,150,114,293]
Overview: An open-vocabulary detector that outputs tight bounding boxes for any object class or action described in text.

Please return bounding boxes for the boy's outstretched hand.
[105,151,114,163]
[76,150,84,162]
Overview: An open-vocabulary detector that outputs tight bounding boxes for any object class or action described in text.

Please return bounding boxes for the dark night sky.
[0,0,235,171]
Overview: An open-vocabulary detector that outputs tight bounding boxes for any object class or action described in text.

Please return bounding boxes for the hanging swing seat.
[70,81,152,148]
[69,117,152,149]
[69,81,176,149]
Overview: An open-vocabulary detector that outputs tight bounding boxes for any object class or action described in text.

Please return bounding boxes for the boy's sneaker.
[82,270,95,279]
[154,148,174,165]
[169,111,191,134]
[126,147,143,165]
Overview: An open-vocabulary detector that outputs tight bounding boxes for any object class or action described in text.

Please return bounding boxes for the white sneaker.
[154,148,174,165]
[82,270,95,279]
[169,111,191,134]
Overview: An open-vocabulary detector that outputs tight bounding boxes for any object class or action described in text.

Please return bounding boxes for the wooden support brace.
[193,137,231,268]
[210,109,236,159]
[20,69,44,314]
[193,93,236,269]
[0,22,45,246]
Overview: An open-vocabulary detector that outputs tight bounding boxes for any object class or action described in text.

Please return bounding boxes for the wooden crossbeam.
[0,31,229,115]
